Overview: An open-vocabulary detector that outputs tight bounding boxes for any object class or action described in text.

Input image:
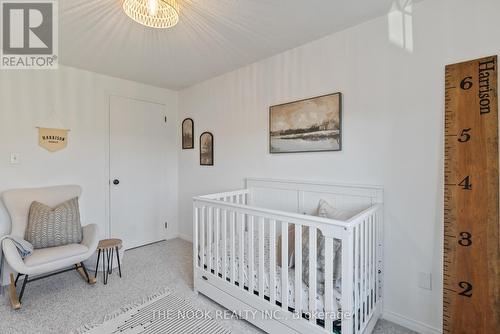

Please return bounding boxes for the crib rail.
[199,189,251,202]
[193,189,383,334]
[348,205,383,334]
[195,192,360,232]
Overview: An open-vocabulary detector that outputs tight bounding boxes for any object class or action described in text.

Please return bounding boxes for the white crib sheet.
[201,231,342,319]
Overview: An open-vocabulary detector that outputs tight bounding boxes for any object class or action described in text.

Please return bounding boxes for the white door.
[109,96,170,249]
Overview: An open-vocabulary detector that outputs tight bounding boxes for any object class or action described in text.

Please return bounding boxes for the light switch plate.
[418,272,432,290]
[10,153,20,165]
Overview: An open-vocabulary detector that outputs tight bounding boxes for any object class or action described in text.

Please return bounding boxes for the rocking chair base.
[77,265,96,284]
[9,262,95,310]
[9,273,21,310]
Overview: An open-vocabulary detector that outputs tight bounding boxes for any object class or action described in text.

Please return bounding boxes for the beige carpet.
[0,239,415,334]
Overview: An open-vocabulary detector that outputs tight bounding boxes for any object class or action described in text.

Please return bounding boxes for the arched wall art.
[182,118,194,149]
[200,132,214,166]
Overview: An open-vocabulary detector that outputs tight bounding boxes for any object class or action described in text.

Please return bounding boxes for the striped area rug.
[74,290,231,334]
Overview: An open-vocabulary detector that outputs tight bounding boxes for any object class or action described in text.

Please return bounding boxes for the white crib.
[193,178,383,334]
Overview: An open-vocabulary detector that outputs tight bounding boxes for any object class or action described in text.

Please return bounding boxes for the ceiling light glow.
[123,0,179,29]
[147,0,158,16]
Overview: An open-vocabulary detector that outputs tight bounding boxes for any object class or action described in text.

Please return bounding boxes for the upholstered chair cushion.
[25,197,83,249]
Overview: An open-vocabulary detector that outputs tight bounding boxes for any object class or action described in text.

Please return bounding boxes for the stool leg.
[94,249,101,278]
[103,249,108,285]
[106,249,111,275]
[116,246,122,278]
[109,248,114,275]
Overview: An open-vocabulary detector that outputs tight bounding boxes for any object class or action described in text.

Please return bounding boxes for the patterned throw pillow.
[26,197,83,249]
[302,199,352,295]
[301,227,342,295]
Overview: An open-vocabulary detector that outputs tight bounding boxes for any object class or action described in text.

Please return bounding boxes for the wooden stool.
[94,239,122,285]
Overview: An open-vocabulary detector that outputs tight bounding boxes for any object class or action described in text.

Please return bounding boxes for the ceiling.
[60,0,412,90]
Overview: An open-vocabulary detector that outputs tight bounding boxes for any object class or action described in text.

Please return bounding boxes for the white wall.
[177,0,500,332]
[0,65,179,260]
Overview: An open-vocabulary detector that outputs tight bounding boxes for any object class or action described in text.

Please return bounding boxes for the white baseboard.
[167,233,192,242]
[177,233,192,242]
[382,310,441,334]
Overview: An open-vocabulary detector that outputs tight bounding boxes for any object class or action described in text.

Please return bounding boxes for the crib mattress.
[201,231,342,318]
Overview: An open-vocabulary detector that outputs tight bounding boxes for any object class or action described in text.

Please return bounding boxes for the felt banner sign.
[38,127,69,152]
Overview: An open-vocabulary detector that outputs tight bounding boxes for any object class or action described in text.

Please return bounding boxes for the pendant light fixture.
[123,0,180,29]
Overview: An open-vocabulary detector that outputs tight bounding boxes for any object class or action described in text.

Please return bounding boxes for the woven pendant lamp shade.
[123,0,179,29]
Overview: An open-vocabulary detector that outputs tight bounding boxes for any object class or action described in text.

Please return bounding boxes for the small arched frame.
[199,132,214,166]
[182,118,194,149]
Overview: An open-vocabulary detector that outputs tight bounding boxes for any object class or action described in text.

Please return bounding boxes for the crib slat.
[207,206,212,274]
[200,206,205,271]
[368,215,373,313]
[294,225,302,317]
[341,229,355,334]
[361,220,366,325]
[363,219,369,322]
[377,211,382,302]
[359,221,364,328]
[222,209,227,282]
[366,217,371,316]
[258,217,265,299]
[368,217,371,315]
[309,227,317,323]
[325,237,334,331]
[281,222,289,311]
[363,219,368,322]
[373,216,376,304]
[194,206,199,269]
[373,214,377,307]
[354,226,360,332]
[249,215,255,295]
[368,217,372,315]
[372,214,376,309]
[270,219,276,304]
[231,211,236,284]
[214,207,220,278]
[375,214,378,304]
[239,213,245,290]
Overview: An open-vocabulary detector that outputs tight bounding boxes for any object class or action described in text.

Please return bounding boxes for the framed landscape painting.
[200,132,214,166]
[182,118,194,149]
[269,92,342,153]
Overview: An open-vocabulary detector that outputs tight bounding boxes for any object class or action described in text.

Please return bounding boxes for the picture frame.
[269,92,342,154]
[182,118,194,149]
[200,132,214,166]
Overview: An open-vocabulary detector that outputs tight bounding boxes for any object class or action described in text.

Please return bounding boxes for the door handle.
[113,179,120,185]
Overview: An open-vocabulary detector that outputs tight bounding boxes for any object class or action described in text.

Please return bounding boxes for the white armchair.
[2,185,100,309]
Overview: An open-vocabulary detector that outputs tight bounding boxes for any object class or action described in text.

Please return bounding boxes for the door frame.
[105,93,168,241]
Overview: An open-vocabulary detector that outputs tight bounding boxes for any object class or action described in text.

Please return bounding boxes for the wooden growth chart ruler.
[444,55,499,333]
